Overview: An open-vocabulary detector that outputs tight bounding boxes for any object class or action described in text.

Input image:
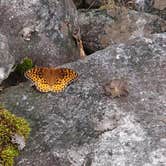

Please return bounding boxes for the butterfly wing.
[25,67,78,93]
[35,81,51,92]
[25,67,43,82]
[51,68,78,92]
[24,67,51,92]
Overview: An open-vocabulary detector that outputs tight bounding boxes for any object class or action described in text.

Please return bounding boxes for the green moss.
[1,146,19,166]
[100,0,117,10]
[0,106,31,166]
[15,57,34,76]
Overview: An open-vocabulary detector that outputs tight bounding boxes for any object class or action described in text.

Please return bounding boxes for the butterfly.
[24,67,78,92]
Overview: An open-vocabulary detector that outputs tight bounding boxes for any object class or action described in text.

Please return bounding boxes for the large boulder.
[0,33,166,165]
[0,33,15,84]
[0,0,80,67]
[78,9,166,53]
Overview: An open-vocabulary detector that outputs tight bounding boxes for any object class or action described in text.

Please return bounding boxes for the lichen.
[14,57,33,76]
[0,106,31,166]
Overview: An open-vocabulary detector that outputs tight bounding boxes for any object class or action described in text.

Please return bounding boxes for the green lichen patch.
[0,106,31,166]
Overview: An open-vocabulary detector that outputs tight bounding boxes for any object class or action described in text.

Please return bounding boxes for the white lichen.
[11,133,26,150]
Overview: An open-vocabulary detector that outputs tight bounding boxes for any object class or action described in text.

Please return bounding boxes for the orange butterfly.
[24,67,78,92]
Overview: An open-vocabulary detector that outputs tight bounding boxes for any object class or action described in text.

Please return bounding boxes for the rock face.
[0,33,15,84]
[0,33,166,166]
[151,6,166,20]
[154,0,166,10]
[0,0,80,67]
[74,0,155,11]
[78,9,166,53]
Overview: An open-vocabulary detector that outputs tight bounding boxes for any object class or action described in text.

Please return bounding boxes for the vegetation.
[100,0,117,10]
[100,0,135,10]
[14,57,33,76]
[0,106,31,166]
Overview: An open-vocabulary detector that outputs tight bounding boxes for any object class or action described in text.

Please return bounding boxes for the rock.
[124,0,155,12]
[151,7,166,20]
[74,0,155,11]
[0,33,15,84]
[150,0,166,20]
[85,0,103,8]
[0,0,80,67]
[154,0,166,10]
[78,9,166,53]
[73,0,83,8]
[0,33,166,165]
[73,0,102,9]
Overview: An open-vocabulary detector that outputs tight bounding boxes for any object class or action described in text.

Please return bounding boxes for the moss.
[0,106,31,166]
[100,0,117,10]
[1,146,19,166]
[15,57,34,76]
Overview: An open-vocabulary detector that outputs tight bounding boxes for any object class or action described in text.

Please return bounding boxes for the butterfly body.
[24,67,78,92]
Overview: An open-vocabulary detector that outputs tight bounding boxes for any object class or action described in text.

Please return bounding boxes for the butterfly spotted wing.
[24,67,78,92]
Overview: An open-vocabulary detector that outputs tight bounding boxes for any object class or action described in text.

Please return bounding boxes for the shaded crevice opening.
[73,0,102,9]
[1,71,27,89]
[81,40,97,55]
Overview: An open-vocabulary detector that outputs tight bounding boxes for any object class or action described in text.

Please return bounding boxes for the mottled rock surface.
[0,0,80,66]
[78,9,166,53]
[0,33,166,166]
[74,0,155,11]
[151,7,166,20]
[154,0,166,10]
[0,33,15,84]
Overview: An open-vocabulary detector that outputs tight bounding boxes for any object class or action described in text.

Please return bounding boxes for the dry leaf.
[104,79,129,98]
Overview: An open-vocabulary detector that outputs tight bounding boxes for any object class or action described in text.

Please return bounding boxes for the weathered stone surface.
[154,0,166,10]
[78,9,166,53]
[0,33,166,166]
[151,7,166,20]
[74,0,155,11]
[0,33,15,84]
[0,0,80,66]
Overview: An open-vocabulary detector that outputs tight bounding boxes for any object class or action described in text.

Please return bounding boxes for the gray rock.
[135,0,154,12]
[151,7,166,20]
[0,33,166,165]
[154,0,166,10]
[74,0,155,11]
[114,0,154,12]
[0,0,80,66]
[0,33,15,84]
[78,9,166,53]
